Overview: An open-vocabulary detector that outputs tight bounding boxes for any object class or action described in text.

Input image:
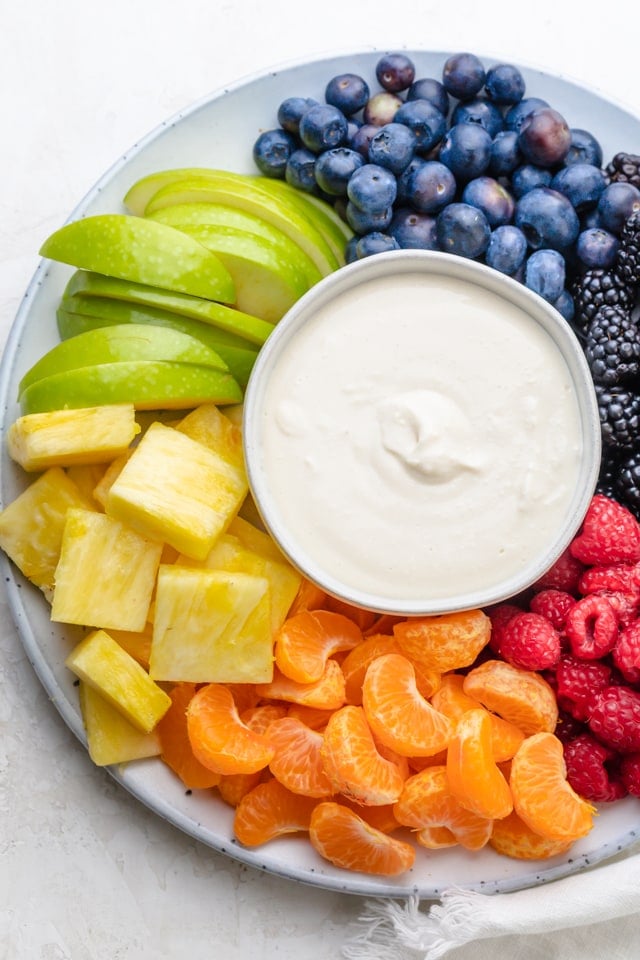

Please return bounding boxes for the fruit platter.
[3,48,640,898]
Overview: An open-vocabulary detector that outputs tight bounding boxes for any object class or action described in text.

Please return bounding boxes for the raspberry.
[529,589,576,630]
[555,710,588,744]
[563,733,626,802]
[555,654,612,722]
[588,685,640,753]
[620,752,640,797]
[613,619,640,683]
[563,594,619,659]
[486,603,522,655]
[578,561,640,626]
[570,494,640,566]
[533,547,584,594]
[498,611,561,671]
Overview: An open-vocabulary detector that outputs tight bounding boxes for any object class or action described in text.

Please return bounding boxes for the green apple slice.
[39,214,236,303]
[57,296,258,388]
[251,177,353,258]
[20,361,242,415]
[147,203,322,286]
[142,176,339,276]
[18,323,230,400]
[64,271,274,346]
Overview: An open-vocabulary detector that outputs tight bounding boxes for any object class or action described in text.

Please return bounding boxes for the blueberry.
[395,156,425,204]
[406,160,456,214]
[451,98,504,138]
[564,128,603,168]
[285,148,318,192]
[376,53,416,93]
[277,97,318,134]
[511,164,553,199]
[389,207,438,249]
[488,130,522,177]
[354,231,401,257]
[325,73,370,116]
[461,176,515,227]
[597,182,640,235]
[442,52,486,100]
[350,123,379,159]
[345,201,394,234]
[484,63,526,106]
[252,128,297,178]
[553,289,575,323]
[438,123,493,181]
[314,147,364,196]
[394,99,447,154]
[575,227,620,270]
[485,225,528,275]
[524,248,566,303]
[517,107,572,167]
[347,163,397,212]
[345,235,360,263]
[514,186,580,250]
[550,163,606,213]
[368,122,416,174]
[299,103,349,154]
[504,97,550,133]
[436,202,491,259]
[406,77,449,116]
[363,91,403,126]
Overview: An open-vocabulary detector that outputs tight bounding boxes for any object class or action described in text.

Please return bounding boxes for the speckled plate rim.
[2,46,640,899]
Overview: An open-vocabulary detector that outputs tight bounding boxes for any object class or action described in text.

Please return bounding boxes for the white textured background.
[3,2,640,958]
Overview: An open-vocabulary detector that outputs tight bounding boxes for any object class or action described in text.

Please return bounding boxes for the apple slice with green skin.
[39,214,236,303]
[57,296,258,388]
[250,177,353,259]
[147,202,322,287]
[20,361,242,415]
[142,176,339,277]
[64,271,274,347]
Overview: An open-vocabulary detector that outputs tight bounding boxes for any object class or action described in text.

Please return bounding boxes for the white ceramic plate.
[2,49,640,899]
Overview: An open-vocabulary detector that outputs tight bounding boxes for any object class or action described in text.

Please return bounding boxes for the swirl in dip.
[244,252,599,614]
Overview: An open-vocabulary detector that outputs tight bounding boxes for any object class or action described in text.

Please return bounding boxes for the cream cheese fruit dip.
[243,251,600,615]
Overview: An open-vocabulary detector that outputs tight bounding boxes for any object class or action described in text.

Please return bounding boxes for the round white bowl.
[243,249,601,616]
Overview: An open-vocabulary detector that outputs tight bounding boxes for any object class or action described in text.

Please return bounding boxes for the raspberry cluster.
[487,493,640,803]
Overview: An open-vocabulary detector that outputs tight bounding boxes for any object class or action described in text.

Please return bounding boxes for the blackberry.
[606,152,640,190]
[572,268,635,333]
[596,384,640,451]
[615,449,640,519]
[616,211,640,287]
[596,452,622,499]
[584,304,640,386]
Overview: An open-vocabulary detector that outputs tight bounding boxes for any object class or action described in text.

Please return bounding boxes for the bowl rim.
[243,247,602,616]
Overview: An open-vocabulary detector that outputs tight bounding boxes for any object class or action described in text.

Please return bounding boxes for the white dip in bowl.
[243,250,601,616]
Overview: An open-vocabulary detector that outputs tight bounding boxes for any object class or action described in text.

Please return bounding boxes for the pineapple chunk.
[51,508,163,631]
[65,463,107,510]
[66,629,171,733]
[92,448,134,508]
[0,467,95,601]
[79,681,161,765]
[176,402,244,471]
[229,514,290,564]
[108,622,154,669]
[149,565,273,683]
[7,404,140,471]
[105,421,248,560]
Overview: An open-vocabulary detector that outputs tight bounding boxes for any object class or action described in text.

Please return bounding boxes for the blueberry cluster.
[252,51,640,320]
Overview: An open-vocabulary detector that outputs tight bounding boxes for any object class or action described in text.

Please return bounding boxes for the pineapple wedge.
[176,402,244,471]
[108,622,154,669]
[106,420,247,560]
[65,463,107,510]
[79,681,161,766]
[149,564,273,683]
[7,404,140,471]
[51,508,163,631]
[0,467,95,601]
[66,629,171,733]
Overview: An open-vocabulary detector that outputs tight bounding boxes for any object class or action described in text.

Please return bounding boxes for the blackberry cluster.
[572,268,635,335]
[606,152,640,189]
[616,211,640,286]
[584,304,640,386]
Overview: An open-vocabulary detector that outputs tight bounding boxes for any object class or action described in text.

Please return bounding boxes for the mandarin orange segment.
[286,703,335,729]
[218,770,263,807]
[240,702,288,732]
[431,673,525,762]
[267,716,333,798]
[362,653,452,757]
[393,765,493,851]
[309,801,415,876]
[287,577,328,615]
[393,608,491,672]
[186,683,275,775]
[489,810,574,860]
[338,797,402,834]
[341,634,402,705]
[446,708,513,820]
[510,732,596,843]
[323,596,380,631]
[320,705,406,805]
[274,609,362,683]
[415,826,458,849]
[233,778,318,846]
[256,659,346,710]
[463,659,558,736]
[156,683,221,790]
[364,614,405,637]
